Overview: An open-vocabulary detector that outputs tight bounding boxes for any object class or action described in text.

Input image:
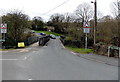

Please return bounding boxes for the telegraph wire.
[41,0,70,16]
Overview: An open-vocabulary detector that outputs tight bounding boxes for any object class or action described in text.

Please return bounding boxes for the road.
[1,38,118,80]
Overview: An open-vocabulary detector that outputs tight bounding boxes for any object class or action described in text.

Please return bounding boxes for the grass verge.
[65,46,93,54]
[35,31,61,36]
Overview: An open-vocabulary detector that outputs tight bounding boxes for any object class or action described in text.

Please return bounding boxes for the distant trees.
[1,1,119,48]
[47,13,65,33]
[47,2,119,45]
[97,15,118,43]
[48,13,84,40]
[31,16,45,30]
[63,13,83,40]
[1,2,118,47]
[48,3,94,41]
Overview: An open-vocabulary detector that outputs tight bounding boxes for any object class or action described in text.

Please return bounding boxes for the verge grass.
[65,46,93,54]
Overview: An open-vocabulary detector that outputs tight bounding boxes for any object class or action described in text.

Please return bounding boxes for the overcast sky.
[0,0,118,21]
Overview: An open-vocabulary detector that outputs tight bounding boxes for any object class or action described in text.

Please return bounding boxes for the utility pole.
[118,0,120,32]
[94,0,97,44]
[91,0,97,45]
[118,0,120,47]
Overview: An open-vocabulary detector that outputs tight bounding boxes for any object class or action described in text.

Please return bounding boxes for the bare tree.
[112,0,120,18]
[112,0,120,37]
[75,2,93,23]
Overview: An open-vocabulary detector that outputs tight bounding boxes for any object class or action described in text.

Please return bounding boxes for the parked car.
[50,34,56,39]
[31,30,35,33]
[40,32,46,36]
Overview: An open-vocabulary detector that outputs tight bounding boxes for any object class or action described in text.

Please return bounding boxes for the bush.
[3,38,17,49]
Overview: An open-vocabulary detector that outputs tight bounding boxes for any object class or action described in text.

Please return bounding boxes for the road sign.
[0,24,7,33]
[83,21,91,33]
[83,21,91,49]
[83,28,90,33]
[18,42,25,47]
[83,22,90,28]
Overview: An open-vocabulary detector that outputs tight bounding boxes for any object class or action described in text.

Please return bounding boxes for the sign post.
[85,33,88,49]
[0,24,7,44]
[83,21,91,49]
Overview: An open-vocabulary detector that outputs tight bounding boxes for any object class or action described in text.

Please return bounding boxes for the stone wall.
[93,43,119,57]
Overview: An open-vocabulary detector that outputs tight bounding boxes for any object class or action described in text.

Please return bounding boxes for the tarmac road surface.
[1,38,118,80]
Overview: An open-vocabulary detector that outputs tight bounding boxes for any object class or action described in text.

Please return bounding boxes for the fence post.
[108,46,110,57]
[118,48,120,58]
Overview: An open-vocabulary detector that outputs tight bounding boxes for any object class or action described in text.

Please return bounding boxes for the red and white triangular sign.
[83,22,90,28]
[1,24,7,29]
[85,22,88,27]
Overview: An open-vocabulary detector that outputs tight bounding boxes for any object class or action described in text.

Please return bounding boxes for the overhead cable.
[41,0,70,16]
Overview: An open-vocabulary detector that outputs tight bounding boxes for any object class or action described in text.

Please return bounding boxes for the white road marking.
[28,79,33,80]
[0,50,35,61]
[0,56,28,61]
[24,57,27,60]
[71,51,77,55]
[0,59,18,61]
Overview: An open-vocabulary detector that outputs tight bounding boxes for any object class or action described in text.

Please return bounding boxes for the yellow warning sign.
[18,42,25,47]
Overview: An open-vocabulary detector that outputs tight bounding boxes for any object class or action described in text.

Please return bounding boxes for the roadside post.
[119,48,120,58]
[108,46,111,57]
[83,21,91,49]
[0,16,2,82]
[0,24,7,48]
